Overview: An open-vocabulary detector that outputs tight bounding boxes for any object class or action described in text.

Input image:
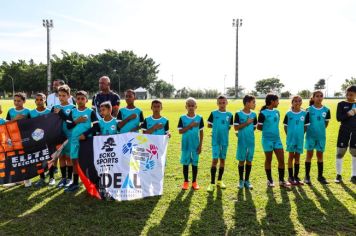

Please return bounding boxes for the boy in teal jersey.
[0,105,6,124]
[6,92,30,121]
[304,91,331,185]
[234,95,257,190]
[206,95,233,192]
[178,97,204,190]
[97,101,119,135]
[30,93,51,118]
[65,90,99,192]
[30,93,51,187]
[283,95,309,185]
[258,94,291,188]
[117,89,144,133]
[142,100,170,136]
[51,85,76,187]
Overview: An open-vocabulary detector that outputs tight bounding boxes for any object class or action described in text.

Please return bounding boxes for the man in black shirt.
[92,76,120,118]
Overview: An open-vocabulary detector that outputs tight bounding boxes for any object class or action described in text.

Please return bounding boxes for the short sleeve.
[111,94,120,107]
[283,114,288,126]
[229,115,233,126]
[305,112,310,126]
[258,112,265,125]
[207,112,213,125]
[177,117,183,129]
[91,95,96,107]
[253,116,258,126]
[117,110,122,121]
[91,110,98,123]
[164,120,169,133]
[6,111,11,121]
[199,117,204,130]
[141,119,147,130]
[139,111,144,123]
[326,109,331,121]
[234,113,240,125]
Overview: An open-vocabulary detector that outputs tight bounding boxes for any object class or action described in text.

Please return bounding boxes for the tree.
[176,87,189,98]
[148,80,175,98]
[334,92,343,98]
[255,78,284,94]
[226,86,244,97]
[314,79,326,90]
[298,90,312,99]
[341,77,356,92]
[281,91,291,98]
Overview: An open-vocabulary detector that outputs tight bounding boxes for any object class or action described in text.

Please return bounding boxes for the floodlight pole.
[232,18,242,98]
[43,19,54,94]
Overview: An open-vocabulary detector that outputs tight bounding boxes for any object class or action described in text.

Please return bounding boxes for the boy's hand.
[128,114,137,120]
[189,121,198,128]
[53,108,61,114]
[167,132,171,138]
[197,145,202,154]
[14,114,25,120]
[347,109,355,117]
[246,118,254,124]
[154,123,163,130]
[75,116,87,124]
[79,135,86,140]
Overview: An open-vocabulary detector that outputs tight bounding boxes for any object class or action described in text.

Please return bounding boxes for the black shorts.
[337,126,356,149]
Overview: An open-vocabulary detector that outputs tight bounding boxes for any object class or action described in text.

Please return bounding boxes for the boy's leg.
[264,151,273,184]
[274,149,287,184]
[288,152,294,179]
[210,159,218,184]
[336,148,347,177]
[217,159,225,181]
[316,150,328,184]
[351,148,356,183]
[245,161,252,181]
[305,150,313,182]
[192,165,198,183]
[183,165,189,182]
[294,153,300,179]
[238,161,245,181]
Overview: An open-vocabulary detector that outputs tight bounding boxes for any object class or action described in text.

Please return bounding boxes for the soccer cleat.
[207,184,215,192]
[64,184,79,192]
[182,181,189,190]
[238,180,245,189]
[244,180,253,190]
[267,180,275,187]
[57,178,67,188]
[350,176,356,184]
[216,181,226,189]
[279,180,292,189]
[48,178,56,186]
[304,177,312,185]
[335,174,343,184]
[294,177,304,185]
[65,179,73,188]
[24,179,32,188]
[192,182,200,190]
[288,177,297,185]
[317,176,329,184]
[34,179,46,188]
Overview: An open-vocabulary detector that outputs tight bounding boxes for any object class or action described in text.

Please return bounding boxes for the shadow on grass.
[228,188,260,235]
[0,186,161,235]
[260,188,296,236]
[340,182,356,199]
[189,188,227,235]
[147,190,194,235]
[308,184,356,234]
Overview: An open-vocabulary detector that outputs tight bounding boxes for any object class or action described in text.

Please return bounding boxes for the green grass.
[0,99,355,235]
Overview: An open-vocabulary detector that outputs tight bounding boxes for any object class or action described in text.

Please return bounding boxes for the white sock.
[336,158,343,175]
[352,156,356,176]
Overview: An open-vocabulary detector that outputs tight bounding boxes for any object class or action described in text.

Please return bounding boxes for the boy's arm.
[82,110,100,137]
[178,118,197,134]
[207,112,213,128]
[165,120,170,135]
[325,109,331,128]
[66,111,76,129]
[117,110,136,129]
[336,102,351,122]
[198,118,204,154]
[257,112,264,131]
[6,111,11,121]
[130,111,144,132]
[283,114,288,135]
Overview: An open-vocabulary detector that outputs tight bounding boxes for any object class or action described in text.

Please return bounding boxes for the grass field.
[0,99,355,236]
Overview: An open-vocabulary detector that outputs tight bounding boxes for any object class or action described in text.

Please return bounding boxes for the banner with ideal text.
[78,133,168,201]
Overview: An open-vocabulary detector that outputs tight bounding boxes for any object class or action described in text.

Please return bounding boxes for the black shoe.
[317,176,329,184]
[351,176,356,184]
[304,177,312,185]
[335,174,342,184]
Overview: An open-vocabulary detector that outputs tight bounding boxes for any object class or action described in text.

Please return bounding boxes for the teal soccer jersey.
[305,105,331,152]
[53,104,76,138]
[6,108,30,120]
[178,115,204,165]
[67,108,98,159]
[258,109,283,152]
[207,110,233,146]
[30,108,51,118]
[117,107,144,133]
[141,116,169,135]
[283,110,309,153]
[99,118,119,135]
[0,118,5,125]
[234,111,257,161]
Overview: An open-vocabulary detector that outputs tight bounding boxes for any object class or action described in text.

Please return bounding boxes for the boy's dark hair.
[125,89,136,97]
[14,92,26,101]
[309,90,323,106]
[217,95,227,100]
[54,79,65,86]
[151,99,162,106]
[36,93,46,100]
[261,94,279,111]
[58,85,71,95]
[100,101,112,110]
[76,90,88,98]
[243,95,255,105]
[346,85,356,93]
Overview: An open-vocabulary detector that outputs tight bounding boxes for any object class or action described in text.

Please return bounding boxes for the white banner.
[93,133,168,201]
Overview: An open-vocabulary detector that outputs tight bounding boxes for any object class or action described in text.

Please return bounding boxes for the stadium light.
[232,18,243,98]
[7,75,15,99]
[42,19,54,94]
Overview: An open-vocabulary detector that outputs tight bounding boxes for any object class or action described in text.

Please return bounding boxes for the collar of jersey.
[14,108,25,112]
[124,107,137,111]
[36,108,49,113]
[185,114,196,119]
[240,110,252,115]
[150,116,163,121]
[102,117,115,123]
[77,107,89,112]
[312,105,324,110]
[289,109,303,114]
[216,110,227,114]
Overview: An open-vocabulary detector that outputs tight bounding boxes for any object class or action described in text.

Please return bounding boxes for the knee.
[336,148,347,159]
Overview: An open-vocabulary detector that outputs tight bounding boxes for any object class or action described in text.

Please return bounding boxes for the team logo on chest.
[300,116,305,121]
[322,112,327,118]
[111,125,116,130]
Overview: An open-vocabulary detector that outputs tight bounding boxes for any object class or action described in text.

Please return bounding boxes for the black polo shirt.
[92,91,120,118]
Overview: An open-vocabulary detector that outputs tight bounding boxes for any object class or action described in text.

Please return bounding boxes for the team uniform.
[6,108,31,120]
[178,115,204,166]
[234,111,257,161]
[336,101,356,149]
[305,105,331,152]
[30,108,51,118]
[98,118,119,135]
[46,93,75,110]
[207,110,233,159]
[117,107,144,133]
[67,108,98,159]
[283,110,310,154]
[92,91,120,119]
[53,104,76,156]
[141,116,169,135]
[258,109,283,152]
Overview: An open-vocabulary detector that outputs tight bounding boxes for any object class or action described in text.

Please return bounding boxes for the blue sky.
[1,0,355,94]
